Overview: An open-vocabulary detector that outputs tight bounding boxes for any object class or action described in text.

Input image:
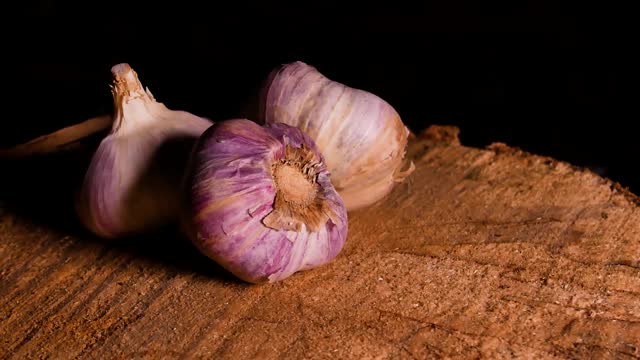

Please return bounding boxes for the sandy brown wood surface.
[1,125,638,359]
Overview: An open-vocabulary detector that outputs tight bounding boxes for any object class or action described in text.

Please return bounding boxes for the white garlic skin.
[260,61,413,210]
[75,64,212,238]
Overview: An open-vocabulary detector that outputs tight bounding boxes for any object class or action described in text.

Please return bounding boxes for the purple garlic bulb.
[182,119,348,283]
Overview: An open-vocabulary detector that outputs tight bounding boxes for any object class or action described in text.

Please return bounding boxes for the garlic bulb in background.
[75,63,213,238]
[182,119,348,283]
[259,61,415,211]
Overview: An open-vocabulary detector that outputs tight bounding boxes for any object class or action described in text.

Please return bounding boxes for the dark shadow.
[0,132,243,285]
[105,225,242,284]
[0,136,101,236]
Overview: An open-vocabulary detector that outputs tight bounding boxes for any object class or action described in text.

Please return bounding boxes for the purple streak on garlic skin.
[183,119,348,283]
[76,139,120,237]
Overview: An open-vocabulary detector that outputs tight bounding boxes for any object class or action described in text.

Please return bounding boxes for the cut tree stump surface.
[1,125,638,359]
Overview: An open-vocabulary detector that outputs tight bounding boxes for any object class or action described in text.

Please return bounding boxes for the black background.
[6,2,638,193]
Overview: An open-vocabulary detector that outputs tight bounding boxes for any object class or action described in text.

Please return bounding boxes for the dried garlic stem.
[263,144,336,232]
[0,114,112,158]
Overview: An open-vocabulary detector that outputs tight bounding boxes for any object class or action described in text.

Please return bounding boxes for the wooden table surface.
[1,126,638,359]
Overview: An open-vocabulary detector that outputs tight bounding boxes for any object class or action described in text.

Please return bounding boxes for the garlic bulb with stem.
[259,61,415,211]
[75,63,213,238]
[181,119,348,283]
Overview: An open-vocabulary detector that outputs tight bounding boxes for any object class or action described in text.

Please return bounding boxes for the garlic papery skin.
[75,63,213,238]
[260,61,415,211]
[182,119,348,283]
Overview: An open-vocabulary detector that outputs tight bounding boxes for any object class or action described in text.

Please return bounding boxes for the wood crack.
[501,295,640,324]
[389,216,566,232]
[7,249,132,356]
[0,236,82,305]
[377,309,556,356]
[74,271,179,359]
[188,288,270,357]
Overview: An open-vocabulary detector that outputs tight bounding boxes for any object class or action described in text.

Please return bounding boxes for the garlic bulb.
[259,61,415,211]
[75,63,213,238]
[182,119,348,283]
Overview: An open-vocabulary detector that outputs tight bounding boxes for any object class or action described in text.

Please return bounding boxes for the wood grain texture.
[1,125,638,359]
